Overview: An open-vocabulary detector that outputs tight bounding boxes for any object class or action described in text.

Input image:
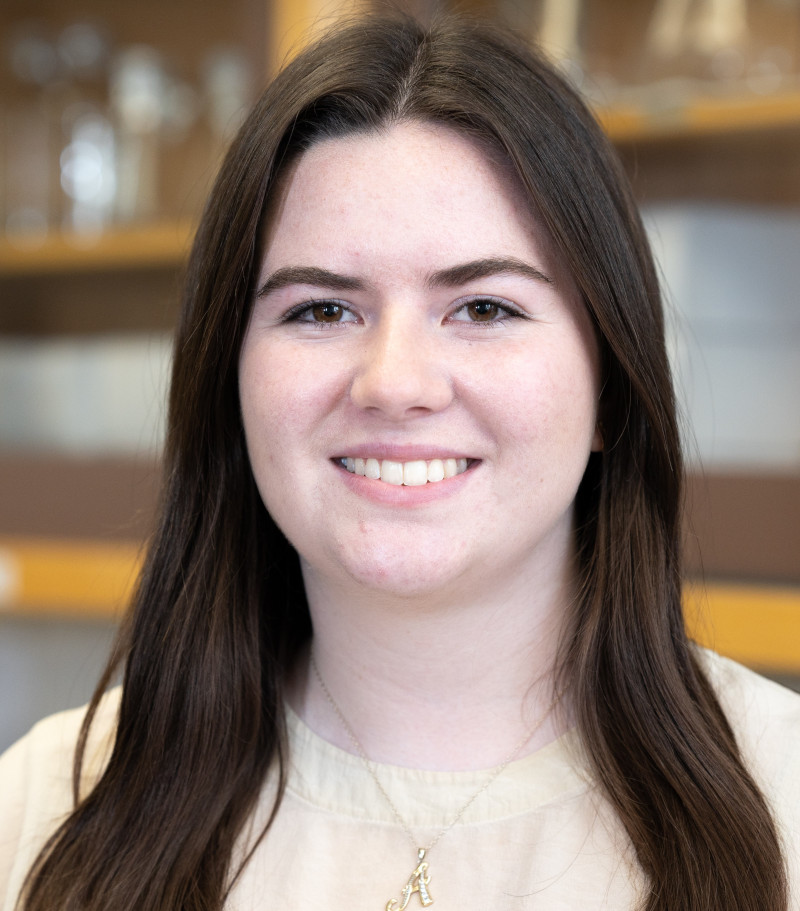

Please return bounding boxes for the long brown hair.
[21,13,786,911]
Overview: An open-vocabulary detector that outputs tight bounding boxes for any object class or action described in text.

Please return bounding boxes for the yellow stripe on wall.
[0,537,142,618]
[0,536,798,674]
[685,583,800,674]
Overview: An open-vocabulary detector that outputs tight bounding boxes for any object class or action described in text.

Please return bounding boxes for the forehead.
[260,121,561,279]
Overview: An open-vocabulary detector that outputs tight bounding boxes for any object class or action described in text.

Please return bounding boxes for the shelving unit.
[0,220,194,276]
[4,86,800,277]
[2,87,799,275]
[1,0,798,674]
[598,87,800,142]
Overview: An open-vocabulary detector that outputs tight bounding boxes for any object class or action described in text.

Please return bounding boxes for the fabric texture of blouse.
[1,650,799,910]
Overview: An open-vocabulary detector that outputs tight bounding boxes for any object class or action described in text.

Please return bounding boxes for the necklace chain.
[310,652,556,856]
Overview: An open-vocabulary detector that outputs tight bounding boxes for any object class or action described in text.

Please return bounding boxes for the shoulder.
[698,649,800,772]
[698,650,800,901]
[0,688,120,911]
[0,686,121,804]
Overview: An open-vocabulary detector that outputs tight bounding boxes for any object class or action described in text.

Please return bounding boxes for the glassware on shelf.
[57,21,110,82]
[2,19,117,243]
[60,105,116,235]
[2,23,60,244]
[634,0,799,105]
[109,46,166,224]
[1,11,257,241]
[203,48,252,147]
[3,101,52,242]
[537,0,583,65]
[745,43,794,93]
[692,0,749,57]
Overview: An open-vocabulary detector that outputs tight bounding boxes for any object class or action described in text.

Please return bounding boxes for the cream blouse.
[2,651,799,910]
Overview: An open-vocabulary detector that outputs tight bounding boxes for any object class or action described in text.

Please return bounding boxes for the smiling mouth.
[336,457,470,486]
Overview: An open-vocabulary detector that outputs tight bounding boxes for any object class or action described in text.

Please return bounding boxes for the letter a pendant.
[386,848,434,910]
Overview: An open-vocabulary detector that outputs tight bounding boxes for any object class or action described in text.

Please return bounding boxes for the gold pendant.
[386,848,434,910]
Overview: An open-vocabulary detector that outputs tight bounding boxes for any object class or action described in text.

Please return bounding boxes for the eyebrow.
[256,266,365,297]
[255,256,553,298]
[428,257,553,288]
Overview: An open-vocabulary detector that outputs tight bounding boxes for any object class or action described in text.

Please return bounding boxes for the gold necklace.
[310,653,556,910]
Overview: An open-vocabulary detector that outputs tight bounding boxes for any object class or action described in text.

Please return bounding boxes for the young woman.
[2,13,798,911]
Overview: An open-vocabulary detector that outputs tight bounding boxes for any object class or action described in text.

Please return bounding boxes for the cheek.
[483,352,600,523]
[238,341,353,536]
[239,348,314,534]
[240,343,325,445]
[485,352,598,446]
[239,349,307,503]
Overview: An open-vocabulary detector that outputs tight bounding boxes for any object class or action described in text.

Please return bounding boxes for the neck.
[287,564,573,771]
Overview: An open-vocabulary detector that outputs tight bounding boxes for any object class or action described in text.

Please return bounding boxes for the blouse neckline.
[284,705,589,828]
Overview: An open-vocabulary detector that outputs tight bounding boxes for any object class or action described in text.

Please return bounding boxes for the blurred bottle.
[60,105,116,235]
[2,23,60,243]
[161,47,252,223]
[110,45,166,223]
[203,48,252,160]
[537,0,583,66]
[638,0,748,95]
[2,17,257,235]
[57,22,116,236]
[637,0,798,100]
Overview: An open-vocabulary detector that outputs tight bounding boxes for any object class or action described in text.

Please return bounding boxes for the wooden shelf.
[0,535,797,673]
[0,220,195,277]
[598,87,800,144]
[0,90,798,281]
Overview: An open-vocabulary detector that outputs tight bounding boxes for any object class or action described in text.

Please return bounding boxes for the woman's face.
[240,121,601,603]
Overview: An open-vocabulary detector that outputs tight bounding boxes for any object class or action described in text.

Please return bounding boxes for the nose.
[349,312,453,420]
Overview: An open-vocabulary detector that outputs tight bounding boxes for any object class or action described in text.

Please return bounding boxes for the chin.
[353,571,456,601]
[332,547,470,602]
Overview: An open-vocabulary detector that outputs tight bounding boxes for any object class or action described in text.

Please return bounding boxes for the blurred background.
[1,0,799,752]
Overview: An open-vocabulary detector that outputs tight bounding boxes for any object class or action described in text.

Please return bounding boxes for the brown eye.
[312,302,344,322]
[467,299,500,321]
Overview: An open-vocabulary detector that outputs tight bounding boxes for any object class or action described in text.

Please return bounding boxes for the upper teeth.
[341,457,468,486]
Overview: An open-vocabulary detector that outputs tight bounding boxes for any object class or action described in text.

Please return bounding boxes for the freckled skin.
[239,122,601,606]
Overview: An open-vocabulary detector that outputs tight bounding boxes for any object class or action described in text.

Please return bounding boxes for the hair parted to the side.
[20,12,786,911]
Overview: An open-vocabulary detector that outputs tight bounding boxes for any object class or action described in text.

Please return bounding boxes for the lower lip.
[333,460,477,506]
